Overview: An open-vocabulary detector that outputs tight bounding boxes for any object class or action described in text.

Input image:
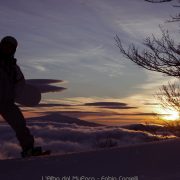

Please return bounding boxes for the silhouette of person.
[0,36,42,157]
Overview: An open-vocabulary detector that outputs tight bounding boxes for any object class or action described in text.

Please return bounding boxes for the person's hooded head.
[0,36,18,58]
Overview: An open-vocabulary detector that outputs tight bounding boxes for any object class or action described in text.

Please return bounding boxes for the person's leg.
[0,103,34,151]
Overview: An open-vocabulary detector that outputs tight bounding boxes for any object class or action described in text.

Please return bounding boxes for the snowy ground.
[1,138,180,180]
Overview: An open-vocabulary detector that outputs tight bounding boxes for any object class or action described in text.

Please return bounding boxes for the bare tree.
[115,30,180,114]
[115,29,180,77]
[115,0,180,117]
[156,81,180,112]
[115,0,180,75]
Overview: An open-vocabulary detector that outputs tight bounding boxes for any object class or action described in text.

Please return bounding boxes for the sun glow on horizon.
[157,109,180,121]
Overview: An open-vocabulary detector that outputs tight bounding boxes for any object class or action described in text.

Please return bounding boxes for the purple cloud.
[26,79,66,93]
[84,102,137,109]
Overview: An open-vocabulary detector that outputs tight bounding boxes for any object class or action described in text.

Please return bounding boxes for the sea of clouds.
[0,113,173,160]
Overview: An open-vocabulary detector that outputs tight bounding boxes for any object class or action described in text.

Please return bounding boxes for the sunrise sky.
[0,0,179,125]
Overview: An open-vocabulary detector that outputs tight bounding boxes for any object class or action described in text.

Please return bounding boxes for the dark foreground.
[1,138,180,180]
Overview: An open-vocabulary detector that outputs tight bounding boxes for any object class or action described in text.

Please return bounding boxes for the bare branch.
[115,28,180,77]
[156,81,180,112]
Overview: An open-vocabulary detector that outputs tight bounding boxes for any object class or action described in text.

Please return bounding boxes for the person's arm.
[15,64,26,85]
[14,64,26,98]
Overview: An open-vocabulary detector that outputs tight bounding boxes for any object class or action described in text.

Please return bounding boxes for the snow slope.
[1,138,180,180]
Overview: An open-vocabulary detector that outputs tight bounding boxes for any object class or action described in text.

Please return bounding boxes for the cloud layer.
[84,101,137,109]
[26,79,66,93]
[0,113,166,160]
